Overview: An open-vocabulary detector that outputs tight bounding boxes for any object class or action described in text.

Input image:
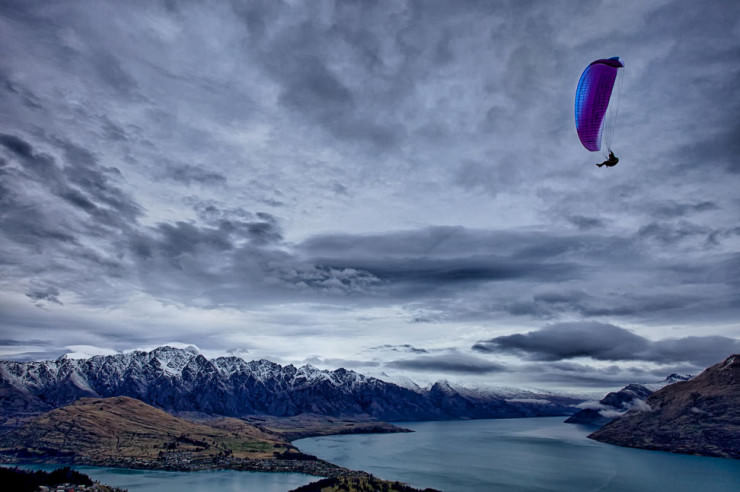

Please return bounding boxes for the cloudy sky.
[1,0,739,392]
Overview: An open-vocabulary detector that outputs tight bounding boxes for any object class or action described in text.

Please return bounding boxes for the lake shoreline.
[0,405,415,480]
[294,417,740,492]
[0,423,416,485]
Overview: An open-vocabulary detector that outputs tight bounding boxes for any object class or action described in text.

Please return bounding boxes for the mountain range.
[0,346,581,423]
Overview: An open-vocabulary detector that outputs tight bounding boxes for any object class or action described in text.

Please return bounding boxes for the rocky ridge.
[0,346,580,423]
[565,383,653,426]
[590,354,740,458]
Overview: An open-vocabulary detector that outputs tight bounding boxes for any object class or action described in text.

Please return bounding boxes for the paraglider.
[575,57,624,167]
[596,151,619,168]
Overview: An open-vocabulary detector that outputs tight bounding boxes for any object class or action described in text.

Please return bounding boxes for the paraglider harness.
[596,150,619,168]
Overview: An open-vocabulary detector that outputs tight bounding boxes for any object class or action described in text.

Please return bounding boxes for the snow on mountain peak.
[0,345,584,420]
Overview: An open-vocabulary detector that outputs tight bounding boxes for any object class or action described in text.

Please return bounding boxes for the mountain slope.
[0,396,287,463]
[0,347,580,421]
[565,384,653,426]
[590,354,740,458]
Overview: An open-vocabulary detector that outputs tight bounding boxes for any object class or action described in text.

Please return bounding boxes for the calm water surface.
[295,417,740,492]
[7,463,316,492]
[9,418,740,491]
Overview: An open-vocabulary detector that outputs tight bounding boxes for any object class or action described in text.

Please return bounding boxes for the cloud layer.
[0,1,738,390]
[473,322,740,367]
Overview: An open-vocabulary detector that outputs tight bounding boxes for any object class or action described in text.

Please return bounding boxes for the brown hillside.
[0,396,288,462]
[590,354,740,458]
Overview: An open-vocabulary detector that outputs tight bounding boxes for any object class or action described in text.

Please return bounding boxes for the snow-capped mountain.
[565,373,693,426]
[644,373,693,391]
[0,346,581,422]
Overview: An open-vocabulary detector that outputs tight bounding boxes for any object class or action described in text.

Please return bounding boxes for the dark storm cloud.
[248,212,283,245]
[0,129,736,322]
[0,133,141,230]
[326,257,576,287]
[89,50,139,97]
[0,339,50,346]
[637,221,709,244]
[514,360,698,388]
[296,227,608,299]
[649,201,719,219]
[0,133,33,157]
[567,215,605,231]
[231,0,403,150]
[124,215,378,305]
[191,200,253,222]
[163,163,227,186]
[500,289,703,320]
[633,1,740,176]
[291,225,740,322]
[299,227,636,262]
[25,285,63,305]
[473,322,740,367]
[369,344,428,354]
[189,203,283,245]
[387,352,505,375]
[133,221,234,260]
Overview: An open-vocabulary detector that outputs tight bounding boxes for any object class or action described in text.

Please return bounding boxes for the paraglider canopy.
[575,57,624,152]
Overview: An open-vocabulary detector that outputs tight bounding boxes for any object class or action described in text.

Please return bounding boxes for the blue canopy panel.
[575,57,624,152]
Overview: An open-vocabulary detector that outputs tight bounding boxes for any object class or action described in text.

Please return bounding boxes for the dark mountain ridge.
[590,354,740,459]
[0,346,580,423]
[565,383,653,426]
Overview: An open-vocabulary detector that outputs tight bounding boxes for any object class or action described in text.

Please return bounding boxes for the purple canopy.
[575,57,624,152]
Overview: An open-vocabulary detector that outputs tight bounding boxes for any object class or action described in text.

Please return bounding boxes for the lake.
[8,417,740,491]
[295,417,740,492]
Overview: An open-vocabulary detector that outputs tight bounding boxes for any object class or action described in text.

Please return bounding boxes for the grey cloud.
[514,360,696,388]
[369,344,428,354]
[567,215,605,231]
[2,77,43,110]
[331,182,348,196]
[649,201,719,219]
[299,227,632,261]
[298,227,594,289]
[707,226,740,246]
[258,198,285,208]
[1,0,739,387]
[329,257,576,287]
[473,322,740,367]
[25,285,62,305]
[454,158,524,198]
[0,339,50,346]
[387,352,505,374]
[125,220,379,306]
[90,50,139,97]
[191,201,253,222]
[501,290,701,320]
[0,350,68,362]
[294,225,740,322]
[0,133,33,158]
[304,356,380,369]
[0,133,141,233]
[163,163,227,186]
[190,203,282,245]
[233,2,403,150]
[637,221,709,244]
